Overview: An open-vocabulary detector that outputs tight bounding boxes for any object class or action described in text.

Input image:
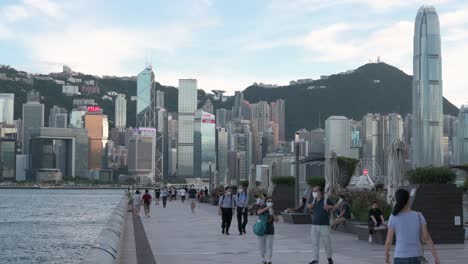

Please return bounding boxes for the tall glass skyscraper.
[136,66,155,127]
[412,6,443,167]
[177,79,197,177]
[115,94,127,128]
[457,105,468,164]
[0,93,14,125]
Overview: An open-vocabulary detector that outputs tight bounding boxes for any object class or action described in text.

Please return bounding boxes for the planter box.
[271,184,296,214]
[281,212,312,224]
[409,184,465,244]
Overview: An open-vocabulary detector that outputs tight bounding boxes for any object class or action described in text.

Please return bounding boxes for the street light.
[294,132,300,207]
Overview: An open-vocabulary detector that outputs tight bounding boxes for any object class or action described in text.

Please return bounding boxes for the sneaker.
[226,232,230,235]
[239,232,243,235]
[309,261,318,264]
[222,230,225,235]
[369,235,373,243]
[328,258,334,264]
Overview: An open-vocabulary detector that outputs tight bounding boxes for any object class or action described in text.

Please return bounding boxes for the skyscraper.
[457,105,468,164]
[216,127,228,178]
[22,100,45,154]
[177,79,197,177]
[128,134,154,183]
[136,66,155,127]
[270,99,286,141]
[0,94,14,125]
[115,94,127,128]
[325,116,351,158]
[49,106,68,128]
[412,6,443,167]
[84,108,108,170]
[194,111,216,178]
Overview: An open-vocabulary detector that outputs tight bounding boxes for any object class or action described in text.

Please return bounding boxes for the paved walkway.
[128,200,468,264]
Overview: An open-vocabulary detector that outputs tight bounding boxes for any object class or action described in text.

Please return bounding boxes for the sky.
[0,0,467,107]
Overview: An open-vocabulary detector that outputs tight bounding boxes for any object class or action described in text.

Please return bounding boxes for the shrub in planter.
[307,177,325,189]
[406,167,456,184]
[346,189,391,221]
[239,180,249,187]
[337,157,359,188]
[272,176,295,185]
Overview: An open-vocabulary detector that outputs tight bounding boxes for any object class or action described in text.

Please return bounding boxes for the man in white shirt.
[179,188,187,203]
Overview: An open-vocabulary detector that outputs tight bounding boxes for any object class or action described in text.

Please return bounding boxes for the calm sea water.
[0,189,123,264]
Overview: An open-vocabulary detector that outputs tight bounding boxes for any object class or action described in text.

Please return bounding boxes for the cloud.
[2,4,29,22]
[0,24,11,39]
[24,0,62,18]
[1,0,62,22]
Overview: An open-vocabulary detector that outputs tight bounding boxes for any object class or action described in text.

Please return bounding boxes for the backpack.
[253,212,269,236]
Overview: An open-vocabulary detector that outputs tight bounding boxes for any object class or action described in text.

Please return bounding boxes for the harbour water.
[0,189,123,264]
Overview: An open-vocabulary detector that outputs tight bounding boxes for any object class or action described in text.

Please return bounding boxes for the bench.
[334,219,356,234]
[355,225,388,244]
[281,212,312,224]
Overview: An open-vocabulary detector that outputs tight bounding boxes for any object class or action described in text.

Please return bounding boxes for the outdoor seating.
[355,225,388,244]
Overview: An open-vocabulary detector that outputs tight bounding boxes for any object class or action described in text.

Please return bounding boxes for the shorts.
[133,203,141,209]
[144,203,150,210]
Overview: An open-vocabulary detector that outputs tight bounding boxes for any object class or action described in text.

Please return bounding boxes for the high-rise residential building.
[84,108,108,170]
[49,106,68,128]
[128,134,154,183]
[194,111,216,178]
[457,105,468,164]
[115,94,127,128]
[177,79,197,178]
[136,66,155,127]
[251,101,270,134]
[270,99,286,141]
[0,94,14,125]
[228,119,253,180]
[22,100,45,154]
[241,101,252,121]
[232,91,244,119]
[216,127,228,178]
[412,6,443,167]
[325,116,351,158]
[388,113,404,144]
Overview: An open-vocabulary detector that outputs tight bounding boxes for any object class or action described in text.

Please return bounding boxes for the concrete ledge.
[81,196,126,264]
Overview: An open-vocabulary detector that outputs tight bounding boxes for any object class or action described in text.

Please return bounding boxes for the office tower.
[309,128,325,158]
[241,101,252,121]
[412,6,443,167]
[270,99,286,141]
[232,91,244,119]
[28,127,89,179]
[443,115,458,165]
[136,66,155,127]
[403,114,413,160]
[388,113,404,144]
[0,94,14,125]
[228,119,253,180]
[202,99,214,114]
[156,90,165,109]
[84,108,108,170]
[376,114,390,175]
[132,128,156,181]
[457,105,468,164]
[0,139,16,180]
[70,107,87,128]
[216,108,228,128]
[362,113,377,161]
[325,116,351,158]
[49,106,68,128]
[168,148,177,177]
[128,134,154,183]
[177,79,197,177]
[155,108,169,178]
[168,114,178,139]
[115,94,127,128]
[194,111,216,178]
[216,128,228,178]
[251,101,270,134]
[22,100,45,154]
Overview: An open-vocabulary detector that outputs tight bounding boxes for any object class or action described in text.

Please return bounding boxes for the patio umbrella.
[248,165,256,194]
[386,139,407,205]
[324,151,340,201]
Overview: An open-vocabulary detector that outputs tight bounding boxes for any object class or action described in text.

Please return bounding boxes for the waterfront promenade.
[118,201,468,264]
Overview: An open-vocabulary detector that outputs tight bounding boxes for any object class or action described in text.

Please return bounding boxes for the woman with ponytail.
[384,189,440,264]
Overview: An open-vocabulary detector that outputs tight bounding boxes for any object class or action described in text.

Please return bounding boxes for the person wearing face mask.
[256,197,279,264]
[330,194,351,230]
[306,186,335,264]
[219,186,235,235]
[235,185,249,235]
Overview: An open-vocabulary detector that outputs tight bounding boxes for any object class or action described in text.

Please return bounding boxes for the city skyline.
[0,1,467,107]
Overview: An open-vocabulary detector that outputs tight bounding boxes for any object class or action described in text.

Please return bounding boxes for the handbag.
[417,212,429,264]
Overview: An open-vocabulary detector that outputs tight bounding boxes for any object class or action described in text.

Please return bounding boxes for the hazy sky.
[0,0,467,107]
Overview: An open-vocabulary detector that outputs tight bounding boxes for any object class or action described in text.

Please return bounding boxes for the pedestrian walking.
[385,189,440,264]
[142,189,152,217]
[173,188,177,201]
[256,196,278,264]
[126,188,133,212]
[154,188,161,205]
[218,186,235,235]
[188,185,197,213]
[161,187,168,208]
[180,188,186,203]
[132,190,142,216]
[235,185,249,235]
[306,186,335,264]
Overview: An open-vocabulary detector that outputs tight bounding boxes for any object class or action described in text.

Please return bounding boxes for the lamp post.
[209,161,212,195]
[294,132,300,207]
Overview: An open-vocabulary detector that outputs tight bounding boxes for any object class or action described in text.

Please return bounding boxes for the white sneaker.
[368,235,373,243]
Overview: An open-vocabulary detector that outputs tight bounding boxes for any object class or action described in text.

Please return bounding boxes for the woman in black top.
[154,189,161,205]
[256,197,279,264]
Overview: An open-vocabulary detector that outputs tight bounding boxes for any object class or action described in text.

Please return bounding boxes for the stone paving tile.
[141,200,468,264]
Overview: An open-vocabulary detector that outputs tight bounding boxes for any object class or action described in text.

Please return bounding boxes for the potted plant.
[406,167,464,244]
[271,176,296,213]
